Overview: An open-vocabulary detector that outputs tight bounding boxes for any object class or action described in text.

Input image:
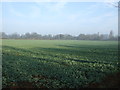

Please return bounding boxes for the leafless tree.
[107,1,120,8]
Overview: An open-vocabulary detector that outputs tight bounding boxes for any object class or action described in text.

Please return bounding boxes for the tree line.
[0,31,119,41]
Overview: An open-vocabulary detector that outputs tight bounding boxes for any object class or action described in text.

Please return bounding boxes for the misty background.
[1,2,118,36]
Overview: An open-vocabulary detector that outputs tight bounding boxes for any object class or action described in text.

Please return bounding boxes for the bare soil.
[2,72,120,89]
[87,72,120,88]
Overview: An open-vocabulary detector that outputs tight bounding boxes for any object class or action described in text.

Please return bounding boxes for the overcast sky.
[1,2,118,35]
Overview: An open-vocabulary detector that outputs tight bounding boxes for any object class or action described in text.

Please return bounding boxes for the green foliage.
[2,40,119,88]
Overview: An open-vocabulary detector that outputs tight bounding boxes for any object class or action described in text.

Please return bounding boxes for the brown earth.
[2,72,120,89]
[87,72,120,88]
[9,82,35,88]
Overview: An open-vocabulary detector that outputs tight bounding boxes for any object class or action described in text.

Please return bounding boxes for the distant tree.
[109,30,114,40]
[20,34,25,39]
[0,32,1,38]
[0,32,8,39]
[97,32,100,40]
[0,32,2,39]
[47,34,52,40]
[59,34,65,39]
[9,33,20,39]
[1,31,117,40]
[99,34,104,40]
[24,32,31,39]
[77,34,86,40]
[114,35,118,40]
[30,32,40,39]
[53,34,65,40]
[64,34,74,40]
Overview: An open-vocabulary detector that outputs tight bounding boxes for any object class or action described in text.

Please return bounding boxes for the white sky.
[1,0,119,35]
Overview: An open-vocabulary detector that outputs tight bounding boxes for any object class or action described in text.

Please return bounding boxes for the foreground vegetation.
[2,40,119,88]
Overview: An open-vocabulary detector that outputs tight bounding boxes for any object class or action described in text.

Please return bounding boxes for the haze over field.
[1,2,118,35]
[1,1,119,88]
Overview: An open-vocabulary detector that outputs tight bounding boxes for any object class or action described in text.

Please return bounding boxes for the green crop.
[2,40,119,88]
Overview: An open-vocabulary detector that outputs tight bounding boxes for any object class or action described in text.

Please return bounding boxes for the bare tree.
[106,0,120,8]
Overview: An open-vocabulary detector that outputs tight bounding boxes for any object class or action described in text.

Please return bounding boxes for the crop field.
[2,40,119,88]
